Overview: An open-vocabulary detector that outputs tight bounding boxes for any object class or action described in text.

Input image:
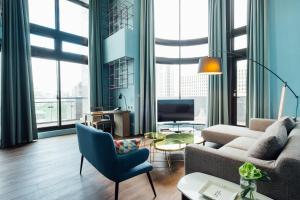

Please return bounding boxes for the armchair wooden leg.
[147,172,156,197]
[80,155,84,175]
[115,182,119,200]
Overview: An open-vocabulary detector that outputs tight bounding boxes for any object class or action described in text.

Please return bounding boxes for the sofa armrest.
[275,136,300,196]
[249,118,276,132]
[185,144,276,183]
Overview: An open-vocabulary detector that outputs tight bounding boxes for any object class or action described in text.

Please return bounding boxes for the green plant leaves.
[239,162,263,180]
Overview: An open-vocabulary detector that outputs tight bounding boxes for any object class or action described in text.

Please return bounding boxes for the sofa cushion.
[114,139,141,154]
[202,125,263,145]
[279,116,296,134]
[247,121,288,160]
[249,118,276,132]
[219,146,248,158]
[225,137,257,151]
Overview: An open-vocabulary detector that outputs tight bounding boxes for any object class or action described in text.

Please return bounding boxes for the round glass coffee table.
[144,132,204,168]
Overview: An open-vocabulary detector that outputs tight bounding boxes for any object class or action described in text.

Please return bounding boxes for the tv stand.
[173,121,181,133]
[158,122,205,133]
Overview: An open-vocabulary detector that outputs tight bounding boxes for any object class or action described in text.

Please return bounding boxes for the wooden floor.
[0,134,184,200]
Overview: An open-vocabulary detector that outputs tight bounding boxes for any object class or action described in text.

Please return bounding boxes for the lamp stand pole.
[200,51,300,120]
[278,83,287,119]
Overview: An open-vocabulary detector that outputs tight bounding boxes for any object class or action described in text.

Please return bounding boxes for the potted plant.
[238,162,271,200]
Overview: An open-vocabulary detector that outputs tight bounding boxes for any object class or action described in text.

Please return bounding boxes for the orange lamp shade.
[198,56,222,75]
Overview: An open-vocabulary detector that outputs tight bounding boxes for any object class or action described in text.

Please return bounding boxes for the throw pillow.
[279,116,296,134]
[114,139,141,154]
[247,120,288,160]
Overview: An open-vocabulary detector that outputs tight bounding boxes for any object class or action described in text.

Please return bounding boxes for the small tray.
[199,180,238,200]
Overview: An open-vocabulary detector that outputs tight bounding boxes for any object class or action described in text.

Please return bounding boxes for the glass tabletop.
[145,132,203,151]
[144,132,166,141]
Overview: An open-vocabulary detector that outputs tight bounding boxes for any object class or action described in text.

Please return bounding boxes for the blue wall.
[268,0,300,118]
[103,0,140,134]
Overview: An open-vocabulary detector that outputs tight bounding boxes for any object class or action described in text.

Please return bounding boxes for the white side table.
[177,172,272,200]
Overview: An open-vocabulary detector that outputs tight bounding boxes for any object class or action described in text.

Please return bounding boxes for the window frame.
[154,0,249,126]
[30,0,88,65]
[228,0,248,126]
[155,0,209,63]
[29,0,89,131]
[155,37,208,65]
[154,0,209,124]
[154,0,209,75]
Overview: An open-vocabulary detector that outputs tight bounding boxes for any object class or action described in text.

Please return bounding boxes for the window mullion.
[55,0,62,127]
[179,0,182,99]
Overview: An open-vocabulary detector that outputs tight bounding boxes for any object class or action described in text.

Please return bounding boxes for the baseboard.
[38,128,76,139]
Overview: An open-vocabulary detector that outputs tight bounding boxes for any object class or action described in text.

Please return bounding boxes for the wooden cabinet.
[84,110,131,137]
[113,111,130,137]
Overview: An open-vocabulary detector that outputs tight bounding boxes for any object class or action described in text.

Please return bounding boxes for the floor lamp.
[198,55,299,120]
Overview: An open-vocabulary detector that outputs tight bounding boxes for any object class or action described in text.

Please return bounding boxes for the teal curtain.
[139,0,156,133]
[1,0,37,148]
[207,0,229,126]
[246,0,269,125]
[89,0,104,108]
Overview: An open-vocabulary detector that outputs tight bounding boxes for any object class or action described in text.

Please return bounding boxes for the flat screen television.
[157,99,194,122]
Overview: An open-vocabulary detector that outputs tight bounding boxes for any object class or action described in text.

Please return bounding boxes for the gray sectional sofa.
[185,118,300,200]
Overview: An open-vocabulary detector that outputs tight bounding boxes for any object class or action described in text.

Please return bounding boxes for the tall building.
[156,65,179,98]
[181,74,208,97]
[156,65,209,98]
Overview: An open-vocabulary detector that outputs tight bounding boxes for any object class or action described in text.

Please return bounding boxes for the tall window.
[155,0,209,123]
[230,0,248,126]
[29,0,89,130]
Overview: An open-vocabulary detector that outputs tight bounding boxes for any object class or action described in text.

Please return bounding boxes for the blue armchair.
[76,123,156,200]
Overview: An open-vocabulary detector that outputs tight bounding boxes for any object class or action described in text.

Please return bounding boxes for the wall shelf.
[104,0,134,38]
[106,56,134,108]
